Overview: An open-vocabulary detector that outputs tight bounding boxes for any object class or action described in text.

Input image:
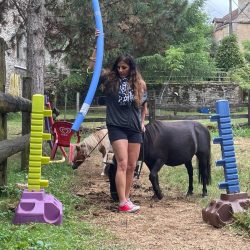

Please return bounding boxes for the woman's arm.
[87,29,100,72]
[87,47,97,72]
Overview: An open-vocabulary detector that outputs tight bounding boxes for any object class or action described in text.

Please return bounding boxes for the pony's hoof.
[158,194,164,200]
[202,192,208,197]
[151,194,159,201]
[72,164,79,170]
[111,192,119,202]
[186,191,193,196]
[152,193,164,200]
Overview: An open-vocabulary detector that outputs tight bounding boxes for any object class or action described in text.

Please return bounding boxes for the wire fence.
[141,70,231,84]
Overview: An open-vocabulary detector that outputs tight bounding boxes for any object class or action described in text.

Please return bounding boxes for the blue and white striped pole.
[72,0,104,131]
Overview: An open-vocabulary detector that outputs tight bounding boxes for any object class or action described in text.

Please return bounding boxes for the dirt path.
[74,153,250,250]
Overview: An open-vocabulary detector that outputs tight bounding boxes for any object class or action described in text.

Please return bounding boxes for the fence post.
[76,92,80,114]
[248,90,250,126]
[64,87,68,120]
[148,97,156,123]
[21,77,32,170]
[0,38,7,186]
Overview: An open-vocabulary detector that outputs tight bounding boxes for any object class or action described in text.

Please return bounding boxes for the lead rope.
[136,132,144,179]
[85,131,109,158]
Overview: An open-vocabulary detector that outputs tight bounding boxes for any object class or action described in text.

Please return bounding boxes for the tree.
[0,0,9,23]
[229,65,250,90]
[1,0,190,70]
[26,0,46,94]
[242,40,250,63]
[50,0,190,68]
[159,46,185,102]
[229,40,250,91]
[215,35,244,72]
[172,0,216,79]
[136,0,216,82]
[0,0,46,94]
[174,26,216,80]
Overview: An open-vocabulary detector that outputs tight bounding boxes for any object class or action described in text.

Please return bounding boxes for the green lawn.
[1,113,119,249]
[0,155,119,250]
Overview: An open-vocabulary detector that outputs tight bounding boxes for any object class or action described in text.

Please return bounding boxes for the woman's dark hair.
[111,54,137,79]
[105,54,144,106]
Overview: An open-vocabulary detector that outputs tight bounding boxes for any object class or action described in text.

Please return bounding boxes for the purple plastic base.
[13,189,63,225]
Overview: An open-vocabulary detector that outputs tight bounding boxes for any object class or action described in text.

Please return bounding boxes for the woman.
[89,48,147,213]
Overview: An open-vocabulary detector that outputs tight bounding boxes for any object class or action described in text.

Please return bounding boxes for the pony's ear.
[76,145,80,151]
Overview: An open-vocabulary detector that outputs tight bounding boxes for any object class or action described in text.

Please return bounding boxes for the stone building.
[0,5,68,95]
[213,0,250,50]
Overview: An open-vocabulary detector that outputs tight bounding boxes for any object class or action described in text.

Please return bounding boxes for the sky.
[204,0,238,19]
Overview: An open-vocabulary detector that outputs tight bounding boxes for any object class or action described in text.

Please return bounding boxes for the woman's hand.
[95,29,100,37]
[141,124,146,132]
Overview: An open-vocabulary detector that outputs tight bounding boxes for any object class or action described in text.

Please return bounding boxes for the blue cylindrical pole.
[72,0,104,131]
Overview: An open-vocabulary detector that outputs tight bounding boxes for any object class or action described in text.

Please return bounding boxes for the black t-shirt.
[87,71,147,132]
[105,79,147,132]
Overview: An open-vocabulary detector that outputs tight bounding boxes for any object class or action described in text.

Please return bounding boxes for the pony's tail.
[198,129,211,185]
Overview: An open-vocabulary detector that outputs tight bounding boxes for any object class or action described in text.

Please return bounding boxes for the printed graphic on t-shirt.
[118,78,134,106]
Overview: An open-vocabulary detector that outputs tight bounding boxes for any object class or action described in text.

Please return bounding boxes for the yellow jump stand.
[13,94,63,225]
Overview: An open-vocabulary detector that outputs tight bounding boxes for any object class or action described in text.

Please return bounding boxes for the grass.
[158,123,250,236]
[57,107,106,122]
[56,109,106,130]
[6,112,22,139]
[160,182,250,237]
[3,111,250,245]
[0,155,118,250]
[2,113,119,249]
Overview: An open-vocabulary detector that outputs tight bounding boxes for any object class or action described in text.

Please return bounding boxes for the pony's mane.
[80,129,108,154]
[145,120,164,144]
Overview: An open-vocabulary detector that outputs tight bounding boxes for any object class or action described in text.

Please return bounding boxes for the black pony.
[108,120,211,200]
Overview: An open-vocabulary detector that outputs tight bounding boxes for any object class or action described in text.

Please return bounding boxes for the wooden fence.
[70,96,250,125]
[147,96,250,124]
[0,38,32,186]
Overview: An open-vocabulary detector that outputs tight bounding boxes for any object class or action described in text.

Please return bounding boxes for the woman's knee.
[127,162,137,172]
[117,160,127,172]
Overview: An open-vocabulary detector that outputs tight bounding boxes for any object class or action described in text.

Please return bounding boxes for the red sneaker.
[118,201,140,213]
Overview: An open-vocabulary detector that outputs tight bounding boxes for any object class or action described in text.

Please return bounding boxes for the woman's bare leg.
[112,139,128,203]
[125,143,141,199]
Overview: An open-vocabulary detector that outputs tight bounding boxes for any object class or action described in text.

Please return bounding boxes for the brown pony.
[72,128,112,175]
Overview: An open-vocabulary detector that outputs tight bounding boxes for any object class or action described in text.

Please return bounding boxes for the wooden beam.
[154,114,248,121]
[0,91,31,113]
[156,103,248,111]
[0,134,30,164]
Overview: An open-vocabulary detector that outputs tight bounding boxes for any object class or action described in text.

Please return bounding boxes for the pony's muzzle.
[72,160,84,170]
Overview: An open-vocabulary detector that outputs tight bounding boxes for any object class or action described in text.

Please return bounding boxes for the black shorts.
[107,125,142,144]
